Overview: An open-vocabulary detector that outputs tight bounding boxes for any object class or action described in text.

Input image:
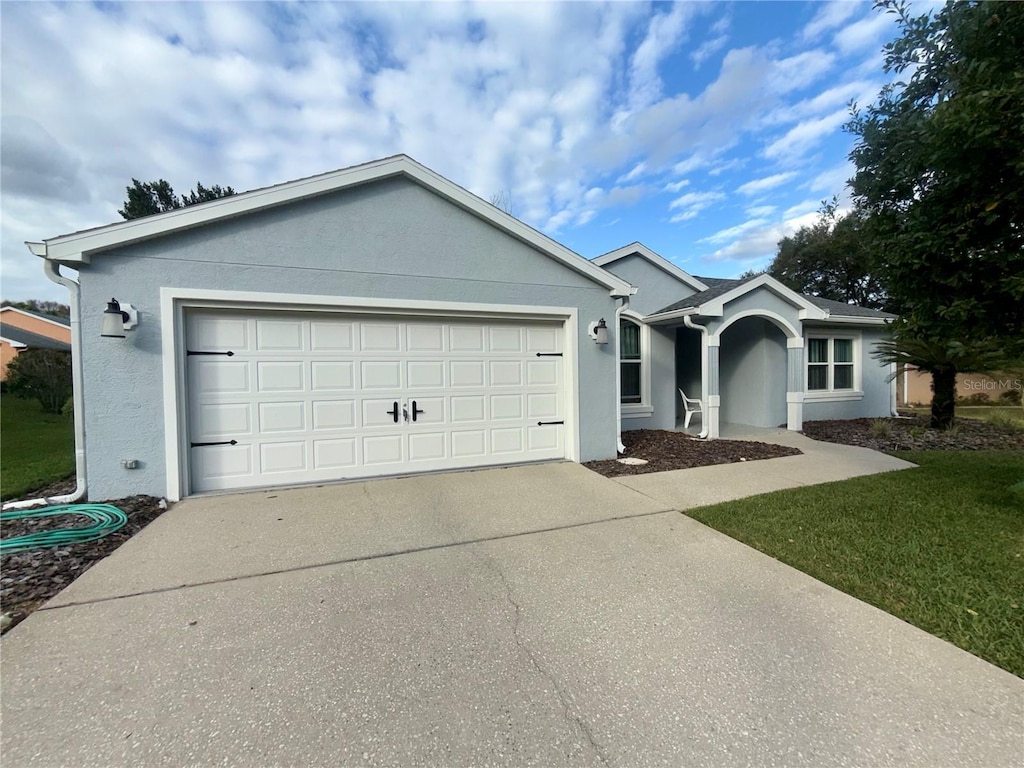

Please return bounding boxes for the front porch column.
[707,337,721,439]
[786,338,804,431]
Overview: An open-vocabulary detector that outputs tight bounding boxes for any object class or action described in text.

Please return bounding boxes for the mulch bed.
[802,414,1024,452]
[584,429,802,477]
[1,478,167,635]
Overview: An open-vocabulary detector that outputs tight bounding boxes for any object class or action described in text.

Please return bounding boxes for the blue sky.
[0,1,905,302]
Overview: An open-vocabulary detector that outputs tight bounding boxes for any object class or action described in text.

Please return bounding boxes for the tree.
[769,200,889,311]
[847,0,1024,428]
[5,349,72,415]
[119,179,237,220]
[1,300,70,318]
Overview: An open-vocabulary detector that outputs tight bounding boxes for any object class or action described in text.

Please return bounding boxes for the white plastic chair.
[678,389,703,430]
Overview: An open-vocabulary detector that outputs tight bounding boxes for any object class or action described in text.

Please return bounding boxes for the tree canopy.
[119,179,237,220]
[1,300,70,319]
[847,0,1024,426]
[769,201,888,311]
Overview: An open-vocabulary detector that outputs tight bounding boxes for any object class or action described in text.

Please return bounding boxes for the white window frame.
[804,332,863,401]
[620,313,653,417]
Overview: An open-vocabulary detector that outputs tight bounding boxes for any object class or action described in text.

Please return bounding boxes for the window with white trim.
[807,336,856,392]
[620,319,642,404]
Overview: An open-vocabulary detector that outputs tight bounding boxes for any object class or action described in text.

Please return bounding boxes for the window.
[807,336,856,393]
[620,319,641,404]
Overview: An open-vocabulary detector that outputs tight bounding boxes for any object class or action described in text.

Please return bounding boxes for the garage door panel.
[260,441,306,473]
[197,403,251,438]
[187,311,568,493]
[257,361,304,392]
[310,321,354,351]
[361,360,401,389]
[360,323,401,351]
[258,401,305,433]
[256,320,303,351]
[194,360,250,395]
[313,438,357,469]
[311,361,354,391]
[363,435,404,464]
[312,400,355,430]
[408,432,446,461]
[407,360,444,388]
[450,361,485,387]
[450,396,485,423]
[406,324,444,352]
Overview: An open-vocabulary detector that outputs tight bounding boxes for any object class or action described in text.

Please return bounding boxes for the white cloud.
[746,204,777,218]
[690,14,730,68]
[704,209,820,264]
[668,190,725,222]
[834,11,896,55]
[802,2,861,41]
[700,217,770,245]
[737,172,798,196]
[762,108,849,161]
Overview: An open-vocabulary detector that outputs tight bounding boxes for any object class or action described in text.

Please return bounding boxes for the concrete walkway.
[618,425,917,508]
[2,454,1021,767]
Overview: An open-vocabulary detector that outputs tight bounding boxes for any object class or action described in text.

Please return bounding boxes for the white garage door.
[185,309,568,492]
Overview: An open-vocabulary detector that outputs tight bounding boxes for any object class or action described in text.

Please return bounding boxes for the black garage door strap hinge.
[537,421,564,426]
[191,440,238,447]
[535,352,563,357]
[187,350,235,356]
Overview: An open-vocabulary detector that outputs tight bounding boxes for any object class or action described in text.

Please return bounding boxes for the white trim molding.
[160,287,583,501]
[711,308,801,342]
[27,155,633,298]
[618,311,652,415]
[592,243,709,293]
[699,274,828,320]
[804,331,863,399]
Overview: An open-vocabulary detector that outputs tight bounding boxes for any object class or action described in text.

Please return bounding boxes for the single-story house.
[25,155,895,503]
[0,307,72,380]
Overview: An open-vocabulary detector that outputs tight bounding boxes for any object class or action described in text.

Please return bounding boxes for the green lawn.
[0,394,75,500]
[687,451,1024,677]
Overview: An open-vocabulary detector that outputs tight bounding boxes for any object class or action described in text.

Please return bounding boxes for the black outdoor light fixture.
[590,318,609,345]
[101,298,138,338]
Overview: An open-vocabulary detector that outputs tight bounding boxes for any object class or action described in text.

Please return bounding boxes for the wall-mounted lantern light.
[588,318,609,345]
[101,298,138,338]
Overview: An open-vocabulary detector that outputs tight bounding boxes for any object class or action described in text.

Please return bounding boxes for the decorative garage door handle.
[387,402,399,423]
[537,421,564,426]
[535,352,562,357]
[412,401,424,422]
[187,350,235,356]
[191,439,239,447]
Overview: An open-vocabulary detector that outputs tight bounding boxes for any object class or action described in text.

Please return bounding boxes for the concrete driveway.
[2,462,1022,767]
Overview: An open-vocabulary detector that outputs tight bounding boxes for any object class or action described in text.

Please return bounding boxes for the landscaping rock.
[802,414,1024,452]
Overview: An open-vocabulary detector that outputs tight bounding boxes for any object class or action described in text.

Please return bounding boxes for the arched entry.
[718,316,789,428]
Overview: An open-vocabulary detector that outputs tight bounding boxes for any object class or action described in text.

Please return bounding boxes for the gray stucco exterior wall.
[597,254,696,317]
[719,318,788,428]
[622,325,675,432]
[74,178,619,500]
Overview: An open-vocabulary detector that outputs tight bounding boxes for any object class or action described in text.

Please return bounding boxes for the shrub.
[998,388,1022,406]
[870,419,893,438]
[957,392,991,406]
[4,349,72,415]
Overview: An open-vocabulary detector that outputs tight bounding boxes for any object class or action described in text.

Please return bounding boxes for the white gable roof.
[26,155,632,298]
[592,243,708,293]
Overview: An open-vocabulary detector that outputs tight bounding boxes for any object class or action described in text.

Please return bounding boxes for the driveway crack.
[492,559,611,767]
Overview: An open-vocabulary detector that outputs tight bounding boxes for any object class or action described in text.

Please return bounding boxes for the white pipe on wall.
[2,258,88,510]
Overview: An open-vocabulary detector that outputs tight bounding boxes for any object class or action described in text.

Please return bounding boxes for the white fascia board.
[702,274,828,319]
[592,242,709,293]
[0,337,28,348]
[641,307,700,325]
[0,305,71,330]
[805,315,891,326]
[28,156,632,298]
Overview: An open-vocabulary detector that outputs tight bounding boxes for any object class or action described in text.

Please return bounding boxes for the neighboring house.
[898,366,1022,405]
[0,307,71,380]
[25,155,895,503]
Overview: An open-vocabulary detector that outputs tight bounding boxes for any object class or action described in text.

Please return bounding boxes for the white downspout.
[2,256,87,510]
[890,362,900,417]
[614,295,630,453]
[683,315,710,439]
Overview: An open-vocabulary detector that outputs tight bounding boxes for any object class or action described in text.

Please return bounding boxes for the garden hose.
[0,504,127,554]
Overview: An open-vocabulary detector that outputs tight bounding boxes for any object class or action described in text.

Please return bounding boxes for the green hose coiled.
[0,504,128,554]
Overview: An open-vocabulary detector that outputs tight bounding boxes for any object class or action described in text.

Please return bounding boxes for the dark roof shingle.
[0,324,72,351]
